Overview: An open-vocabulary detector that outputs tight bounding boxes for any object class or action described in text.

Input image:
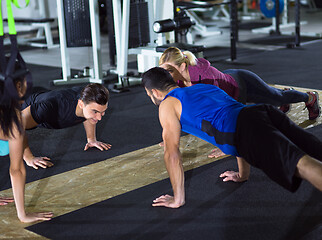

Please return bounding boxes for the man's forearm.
[236,156,250,180]
[22,135,34,161]
[83,121,96,142]
[164,150,185,206]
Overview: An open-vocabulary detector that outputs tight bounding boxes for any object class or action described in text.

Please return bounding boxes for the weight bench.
[156,42,205,58]
[175,0,239,61]
[176,1,224,38]
[177,0,230,21]
[4,17,57,49]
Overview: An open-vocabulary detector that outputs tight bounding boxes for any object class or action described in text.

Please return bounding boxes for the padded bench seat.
[176,1,218,10]
[156,42,205,53]
[3,17,57,49]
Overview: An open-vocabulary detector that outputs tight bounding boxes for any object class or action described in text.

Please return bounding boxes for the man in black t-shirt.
[21,83,111,169]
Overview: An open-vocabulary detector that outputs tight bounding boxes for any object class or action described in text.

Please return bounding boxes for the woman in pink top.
[176,57,240,101]
[159,47,320,158]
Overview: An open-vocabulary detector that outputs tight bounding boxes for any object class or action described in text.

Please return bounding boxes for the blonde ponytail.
[159,47,197,69]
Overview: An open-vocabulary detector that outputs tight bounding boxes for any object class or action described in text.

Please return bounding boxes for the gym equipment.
[111,0,239,90]
[254,0,305,47]
[129,1,150,48]
[229,0,238,61]
[0,36,33,104]
[153,6,205,60]
[63,0,92,47]
[2,0,57,49]
[260,0,284,18]
[0,0,33,105]
[240,0,262,20]
[174,0,225,39]
[294,0,300,46]
[175,0,239,61]
[112,0,162,89]
[308,0,322,9]
[53,0,105,85]
[153,17,194,34]
[155,42,204,55]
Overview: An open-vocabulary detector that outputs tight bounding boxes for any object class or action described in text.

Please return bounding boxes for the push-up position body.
[159,47,321,158]
[159,47,320,119]
[21,83,111,169]
[142,67,322,208]
[0,59,53,222]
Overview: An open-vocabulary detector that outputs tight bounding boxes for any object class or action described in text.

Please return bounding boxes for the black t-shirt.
[22,87,86,129]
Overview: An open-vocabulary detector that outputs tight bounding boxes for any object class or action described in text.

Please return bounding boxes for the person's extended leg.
[236,105,321,192]
[266,104,322,161]
[265,107,322,191]
[229,69,309,105]
[296,155,322,191]
[224,69,320,119]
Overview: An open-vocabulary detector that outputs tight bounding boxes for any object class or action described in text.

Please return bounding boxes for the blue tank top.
[0,140,9,156]
[164,84,245,156]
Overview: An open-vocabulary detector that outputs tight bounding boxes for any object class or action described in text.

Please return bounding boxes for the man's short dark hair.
[142,67,177,91]
[79,83,109,105]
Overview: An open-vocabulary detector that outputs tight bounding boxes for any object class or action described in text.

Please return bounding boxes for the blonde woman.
[160,47,319,117]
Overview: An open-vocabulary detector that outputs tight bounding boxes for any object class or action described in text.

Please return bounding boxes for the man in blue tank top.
[142,67,322,209]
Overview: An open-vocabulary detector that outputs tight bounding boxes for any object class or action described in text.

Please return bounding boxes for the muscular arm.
[220,156,250,182]
[8,132,27,221]
[83,120,96,142]
[9,128,53,222]
[152,97,185,208]
[21,107,52,169]
[83,120,111,151]
[236,156,250,180]
[21,106,38,163]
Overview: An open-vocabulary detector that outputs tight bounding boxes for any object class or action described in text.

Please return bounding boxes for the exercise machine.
[253,0,321,40]
[3,0,57,49]
[53,0,105,85]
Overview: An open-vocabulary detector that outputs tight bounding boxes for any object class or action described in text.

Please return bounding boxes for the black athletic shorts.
[235,104,305,192]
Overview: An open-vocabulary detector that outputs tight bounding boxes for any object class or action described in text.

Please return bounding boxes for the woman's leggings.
[223,69,309,106]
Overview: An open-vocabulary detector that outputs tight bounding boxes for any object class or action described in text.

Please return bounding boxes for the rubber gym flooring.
[1,40,322,239]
